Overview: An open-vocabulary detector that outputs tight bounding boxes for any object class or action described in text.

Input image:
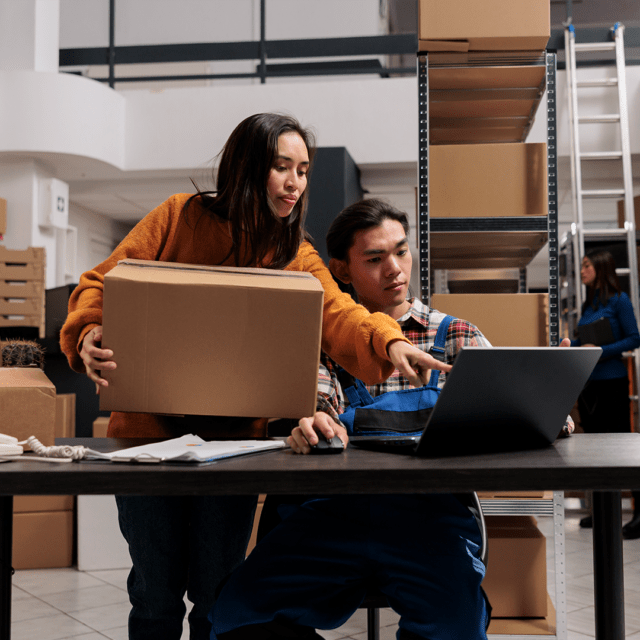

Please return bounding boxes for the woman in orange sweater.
[61,113,449,640]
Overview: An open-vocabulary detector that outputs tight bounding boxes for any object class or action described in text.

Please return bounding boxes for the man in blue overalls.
[210,199,492,640]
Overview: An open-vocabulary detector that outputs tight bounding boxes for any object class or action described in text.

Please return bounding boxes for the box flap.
[418,39,470,53]
[0,367,56,393]
[117,259,319,281]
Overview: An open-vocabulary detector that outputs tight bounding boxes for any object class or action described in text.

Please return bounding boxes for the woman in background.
[572,249,640,538]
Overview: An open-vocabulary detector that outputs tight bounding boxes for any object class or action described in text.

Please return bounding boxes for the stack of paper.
[84,434,286,464]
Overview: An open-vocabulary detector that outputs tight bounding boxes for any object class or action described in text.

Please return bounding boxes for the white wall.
[59,0,384,47]
[68,204,131,280]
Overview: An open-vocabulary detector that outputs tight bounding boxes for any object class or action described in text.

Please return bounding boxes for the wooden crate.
[0,247,46,337]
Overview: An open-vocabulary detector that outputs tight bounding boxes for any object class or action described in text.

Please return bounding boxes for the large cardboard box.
[0,368,56,445]
[100,260,324,419]
[418,0,550,52]
[429,143,547,218]
[483,516,547,618]
[431,293,548,347]
[13,511,74,570]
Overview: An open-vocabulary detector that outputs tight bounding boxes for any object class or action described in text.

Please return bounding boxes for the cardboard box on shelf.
[0,198,6,236]
[487,595,555,635]
[429,231,547,271]
[12,510,74,570]
[418,0,550,52]
[483,516,547,618]
[431,293,549,347]
[429,143,548,218]
[99,260,324,419]
[0,368,56,445]
[616,194,640,228]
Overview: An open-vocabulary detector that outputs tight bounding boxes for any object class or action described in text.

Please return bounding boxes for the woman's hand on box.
[288,412,349,454]
[80,326,116,392]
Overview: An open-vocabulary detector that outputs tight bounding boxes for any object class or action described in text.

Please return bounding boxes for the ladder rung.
[616,268,631,275]
[577,79,618,88]
[581,189,626,199]
[574,42,616,52]
[580,151,623,160]
[582,228,628,237]
[579,114,620,124]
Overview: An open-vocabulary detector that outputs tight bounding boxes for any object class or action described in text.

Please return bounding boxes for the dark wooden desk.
[1,433,639,640]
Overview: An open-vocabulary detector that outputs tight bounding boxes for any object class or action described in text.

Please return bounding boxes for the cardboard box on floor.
[0,367,56,445]
[483,515,548,618]
[100,260,324,419]
[418,0,550,52]
[11,393,76,570]
[13,511,74,570]
[429,143,548,218]
[431,293,549,347]
[93,416,110,437]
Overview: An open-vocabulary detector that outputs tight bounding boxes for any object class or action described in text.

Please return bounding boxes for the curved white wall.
[0,71,125,169]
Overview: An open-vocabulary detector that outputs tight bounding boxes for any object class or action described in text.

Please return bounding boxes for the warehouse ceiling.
[55,0,639,232]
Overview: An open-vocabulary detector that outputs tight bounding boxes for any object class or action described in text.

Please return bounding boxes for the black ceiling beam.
[59,34,418,67]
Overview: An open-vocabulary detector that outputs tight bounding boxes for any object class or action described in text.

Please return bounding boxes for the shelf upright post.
[547,52,560,347]
[417,55,430,304]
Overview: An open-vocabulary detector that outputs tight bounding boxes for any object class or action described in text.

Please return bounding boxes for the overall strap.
[427,314,454,386]
[336,367,375,408]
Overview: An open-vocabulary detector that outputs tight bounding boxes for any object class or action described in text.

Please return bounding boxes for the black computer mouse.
[309,434,345,454]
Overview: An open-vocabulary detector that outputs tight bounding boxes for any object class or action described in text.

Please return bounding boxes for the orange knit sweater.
[60,194,409,438]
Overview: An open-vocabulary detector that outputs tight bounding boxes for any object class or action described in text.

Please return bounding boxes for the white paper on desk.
[83,434,286,463]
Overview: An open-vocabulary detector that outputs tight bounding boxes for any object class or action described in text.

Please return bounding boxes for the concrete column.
[0,160,66,289]
[0,0,60,72]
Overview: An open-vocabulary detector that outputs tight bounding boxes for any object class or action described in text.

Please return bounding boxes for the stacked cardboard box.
[0,246,46,338]
[0,367,56,445]
[483,516,548,619]
[0,372,75,569]
[429,144,548,219]
[431,293,549,347]
[418,0,550,52]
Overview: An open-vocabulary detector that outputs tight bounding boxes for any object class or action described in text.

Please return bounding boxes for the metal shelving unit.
[417,51,565,638]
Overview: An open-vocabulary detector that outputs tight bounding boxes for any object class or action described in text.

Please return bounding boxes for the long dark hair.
[326,198,409,261]
[183,113,315,269]
[583,249,622,312]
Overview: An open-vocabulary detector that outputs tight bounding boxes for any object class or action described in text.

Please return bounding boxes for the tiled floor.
[10,501,640,640]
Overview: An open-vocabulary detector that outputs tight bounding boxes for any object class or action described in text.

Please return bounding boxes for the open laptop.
[350,346,602,456]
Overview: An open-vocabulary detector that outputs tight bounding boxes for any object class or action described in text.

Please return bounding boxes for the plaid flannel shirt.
[316,298,491,423]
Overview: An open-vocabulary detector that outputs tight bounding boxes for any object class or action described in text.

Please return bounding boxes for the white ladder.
[565,22,640,415]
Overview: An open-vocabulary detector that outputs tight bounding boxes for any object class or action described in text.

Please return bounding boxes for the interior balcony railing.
[58,0,640,89]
